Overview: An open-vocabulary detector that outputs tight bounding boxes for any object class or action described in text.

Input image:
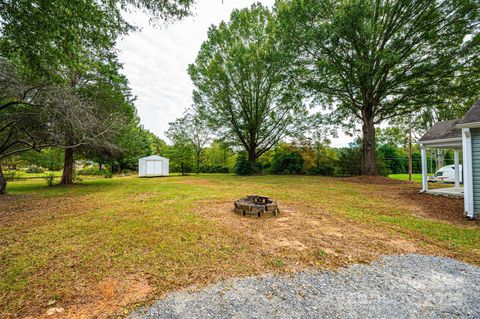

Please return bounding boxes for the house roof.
[419,119,462,142]
[458,100,480,126]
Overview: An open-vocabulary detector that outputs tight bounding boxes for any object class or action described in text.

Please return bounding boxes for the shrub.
[43,172,57,187]
[72,172,83,183]
[308,164,335,176]
[4,170,17,181]
[198,165,229,173]
[170,162,193,175]
[375,151,392,176]
[77,166,103,176]
[270,150,304,175]
[234,153,256,175]
[26,165,44,174]
[377,144,405,175]
[104,171,113,179]
[336,147,362,176]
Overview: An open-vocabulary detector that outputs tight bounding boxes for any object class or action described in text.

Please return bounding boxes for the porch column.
[420,144,428,192]
[454,149,460,188]
[462,128,474,218]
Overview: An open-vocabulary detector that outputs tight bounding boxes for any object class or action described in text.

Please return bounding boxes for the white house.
[138,155,169,177]
[418,100,480,219]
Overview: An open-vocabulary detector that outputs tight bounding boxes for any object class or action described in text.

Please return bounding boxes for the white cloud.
[117,0,353,147]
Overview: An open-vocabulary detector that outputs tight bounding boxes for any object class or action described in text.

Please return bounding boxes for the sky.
[117,0,353,147]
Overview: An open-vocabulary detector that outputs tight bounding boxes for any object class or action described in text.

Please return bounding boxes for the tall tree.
[54,66,134,184]
[277,0,480,175]
[165,141,194,175]
[166,111,211,172]
[189,3,307,164]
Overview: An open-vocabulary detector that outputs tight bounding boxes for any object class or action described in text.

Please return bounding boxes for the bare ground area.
[0,175,479,318]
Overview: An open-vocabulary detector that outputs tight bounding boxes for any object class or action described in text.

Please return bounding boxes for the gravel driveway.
[131,254,480,319]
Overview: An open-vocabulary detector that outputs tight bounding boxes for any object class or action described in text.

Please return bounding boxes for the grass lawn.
[388,173,423,183]
[1,174,479,318]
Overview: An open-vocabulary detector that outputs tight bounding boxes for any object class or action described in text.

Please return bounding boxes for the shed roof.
[458,100,480,126]
[139,155,168,160]
[419,119,462,142]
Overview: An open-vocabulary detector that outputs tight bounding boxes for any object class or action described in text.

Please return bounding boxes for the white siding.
[471,129,480,218]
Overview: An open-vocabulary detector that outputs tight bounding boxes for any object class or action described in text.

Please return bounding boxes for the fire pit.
[234,195,279,218]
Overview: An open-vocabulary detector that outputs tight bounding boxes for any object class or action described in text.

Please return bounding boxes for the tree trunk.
[247,148,257,164]
[196,150,201,174]
[99,163,103,171]
[361,114,376,175]
[61,147,74,185]
[0,163,6,195]
[435,149,444,170]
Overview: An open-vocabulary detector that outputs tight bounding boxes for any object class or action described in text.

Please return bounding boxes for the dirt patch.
[0,194,97,228]
[340,176,408,185]
[24,276,152,319]
[399,191,475,225]
[195,200,431,270]
[129,193,157,202]
[388,239,418,253]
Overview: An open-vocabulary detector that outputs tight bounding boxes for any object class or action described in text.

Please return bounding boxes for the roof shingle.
[458,100,480,125]
[419,119,462,142]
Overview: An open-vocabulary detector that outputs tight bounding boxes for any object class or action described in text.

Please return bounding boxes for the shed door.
[146,161,155,175]
[146,160,162,175]
[154,161,163,175]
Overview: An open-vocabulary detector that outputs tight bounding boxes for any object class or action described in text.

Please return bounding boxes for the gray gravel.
[131,254,480,319]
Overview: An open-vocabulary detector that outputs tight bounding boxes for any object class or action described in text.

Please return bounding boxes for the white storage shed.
[138,155,169,177]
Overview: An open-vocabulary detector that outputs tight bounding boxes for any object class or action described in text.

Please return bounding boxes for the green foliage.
[88,125,167,172]
[26,165,44,174]
[166,111,211,172]
[76,167,104,176]
[336,146,363,176]
[165,141,194,175]
[198,165,229,173]
[0,0,194,83]
[203,141,236,169]
[376,128,407,148]
[189,3,307,163]
[377,144,406,175]
[375,150,391,177]
[270,148,304,175]
[43,172,57,187]
[72,172,83,184]
[19,149,64,171]
[234,153,256,176]
[277,0,480,174]
[3,170,17,181]
[0,0,194,191]
[103,171,113,179]
[308,165,335,176]
[307,133,337,176]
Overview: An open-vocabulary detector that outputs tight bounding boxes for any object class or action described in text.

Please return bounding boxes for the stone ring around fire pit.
[234,195,279,218]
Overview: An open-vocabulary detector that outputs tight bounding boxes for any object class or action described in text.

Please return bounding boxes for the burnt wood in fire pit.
[234,195,278,218]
